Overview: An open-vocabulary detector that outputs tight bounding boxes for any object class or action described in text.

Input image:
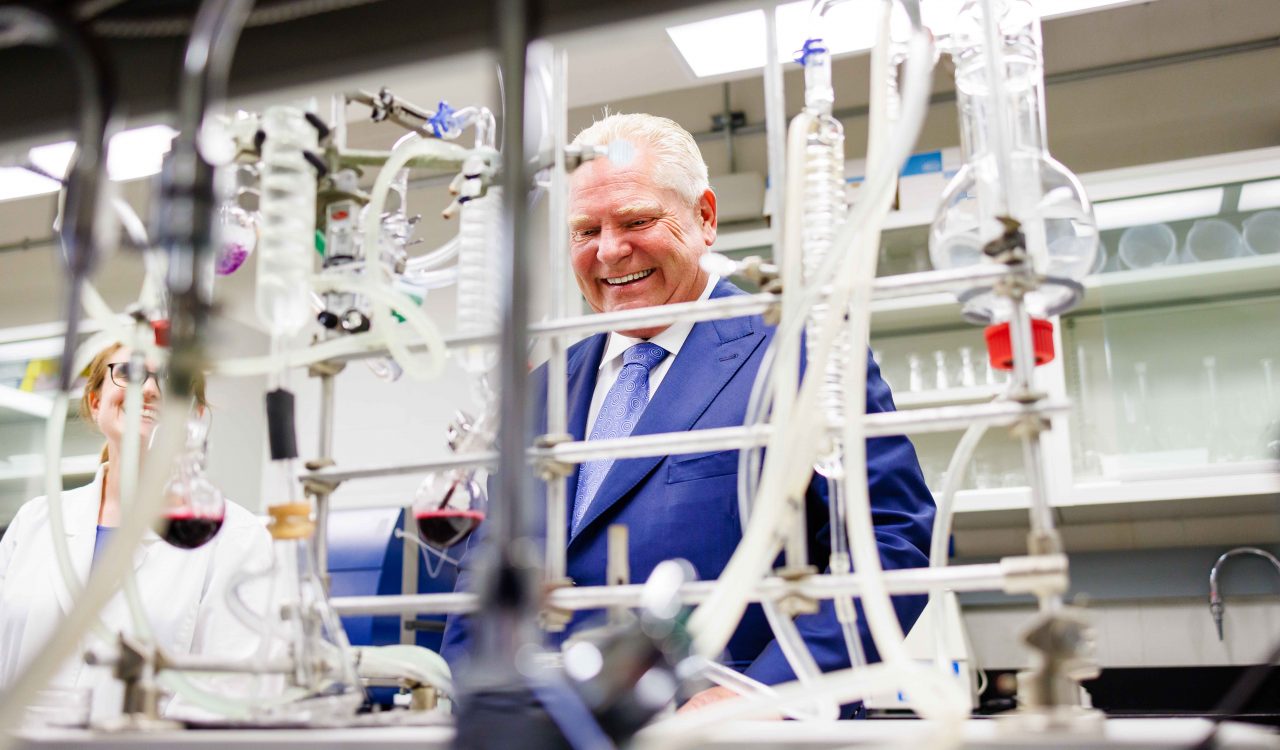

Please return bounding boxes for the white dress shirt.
[584,275,720,435]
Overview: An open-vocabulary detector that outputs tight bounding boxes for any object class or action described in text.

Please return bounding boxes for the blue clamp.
[428,100,456,139]
[796,38,828,66]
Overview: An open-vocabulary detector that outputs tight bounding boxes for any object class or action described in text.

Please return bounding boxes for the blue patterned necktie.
[572,342,668,534]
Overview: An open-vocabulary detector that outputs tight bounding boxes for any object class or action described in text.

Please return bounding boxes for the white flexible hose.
[687,0,930,662]
[687,1,970,726]
[404,235,461,274]
[353,644,452,697]
[645,662,947,747]
[697,659,824,722]
[724,107,839,722]
[835,4,968,724]
[355,136,461,381]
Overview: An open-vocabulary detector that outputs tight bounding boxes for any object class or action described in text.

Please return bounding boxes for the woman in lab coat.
[0,343,274,722]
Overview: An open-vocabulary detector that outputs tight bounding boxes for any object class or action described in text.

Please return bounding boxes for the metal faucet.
[1208,547,1280,641]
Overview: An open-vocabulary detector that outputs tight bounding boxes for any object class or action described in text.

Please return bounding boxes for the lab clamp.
[0,0,1116,744]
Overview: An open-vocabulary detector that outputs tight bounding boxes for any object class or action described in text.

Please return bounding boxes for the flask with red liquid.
[410,408,492,549]
[158,414,226,550]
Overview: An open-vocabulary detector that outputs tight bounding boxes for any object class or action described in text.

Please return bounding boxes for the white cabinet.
[0,324,104,528]
[718,146,1280,523]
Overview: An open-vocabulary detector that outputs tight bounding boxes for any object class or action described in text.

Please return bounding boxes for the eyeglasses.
[106,362,165,391]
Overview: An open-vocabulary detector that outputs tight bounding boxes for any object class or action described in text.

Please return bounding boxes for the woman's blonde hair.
[80,343,209,462]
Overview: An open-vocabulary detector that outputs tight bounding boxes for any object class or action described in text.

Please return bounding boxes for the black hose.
[0,3,116,392]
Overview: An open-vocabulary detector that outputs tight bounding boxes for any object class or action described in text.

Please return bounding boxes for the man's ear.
[698,188,718,247]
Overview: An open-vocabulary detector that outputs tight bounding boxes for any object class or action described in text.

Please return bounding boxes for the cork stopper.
[268,502,314,540]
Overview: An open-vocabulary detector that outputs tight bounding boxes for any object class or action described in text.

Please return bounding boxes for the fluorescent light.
[0,167,61,202]
[667,0,1157,79]
[106,124,177,180]
[666,9,767,78]
[1238,178,1280,212]
[1093,187,1224,231]
[1,124,177,203]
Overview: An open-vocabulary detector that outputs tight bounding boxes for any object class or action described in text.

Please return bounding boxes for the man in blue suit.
[442,113,934,715]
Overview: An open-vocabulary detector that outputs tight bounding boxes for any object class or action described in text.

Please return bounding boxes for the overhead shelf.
[1075,252,1280,315]
[0,453,100,484]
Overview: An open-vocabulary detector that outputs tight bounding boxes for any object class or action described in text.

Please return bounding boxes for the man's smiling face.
[568,145,716,339]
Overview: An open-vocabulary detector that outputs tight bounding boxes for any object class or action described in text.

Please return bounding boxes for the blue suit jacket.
[441,279,935,690]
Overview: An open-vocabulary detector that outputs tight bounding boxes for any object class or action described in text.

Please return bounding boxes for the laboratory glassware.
[1180,219,1244,264]
[256,104,319,337]
[1261,358,1280,459]
[1126,361,1159,454]
[411,409,493,549]
[1201,355,1233,463]
[933,350,951,391]
[929,0,1099,327]
[1117,223,1176,270]
[454,187,503,375]
[158,414,226,550]
[957,346,978,388]
[1088,239,1107,276]
[907,352,926,392]
[1242,210,1280,255]
[214,201,257,276]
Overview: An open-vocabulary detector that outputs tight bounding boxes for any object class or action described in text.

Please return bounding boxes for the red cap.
[151,319,170,347]
[984,318,1054,371]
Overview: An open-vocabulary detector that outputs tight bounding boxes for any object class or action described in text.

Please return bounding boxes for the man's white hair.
[571,112,710,206]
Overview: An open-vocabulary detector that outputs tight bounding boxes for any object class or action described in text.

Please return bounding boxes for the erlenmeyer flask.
[158,414,226,550]
[262,504,362,719]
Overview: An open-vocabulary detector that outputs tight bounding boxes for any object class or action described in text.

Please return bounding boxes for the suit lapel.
[562,334,606,535]
[569,285,766,545]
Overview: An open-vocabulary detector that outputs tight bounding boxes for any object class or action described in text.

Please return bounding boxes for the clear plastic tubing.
[454,188,503,374]
[256,105,318,337]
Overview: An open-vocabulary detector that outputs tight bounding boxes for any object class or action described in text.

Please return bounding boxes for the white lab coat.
[0,464,274,721]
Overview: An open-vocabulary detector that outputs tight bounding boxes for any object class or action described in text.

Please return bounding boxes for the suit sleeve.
[742,350,935,690]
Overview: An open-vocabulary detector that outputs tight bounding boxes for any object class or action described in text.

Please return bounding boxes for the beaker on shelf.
[933,350,951,391]
[1181,219,1244,264]
[907,353,925,393]
[1243,210,1280,256]
[1117,224,1176,270]
[956,346,978,388]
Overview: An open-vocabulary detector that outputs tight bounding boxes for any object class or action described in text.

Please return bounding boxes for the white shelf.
[0,386,85,425]
[947,487,1032,515]
[0,454,100,483]
[894,385,1003,409]
[1077,252,1280,314]
[1064,467,1280,508]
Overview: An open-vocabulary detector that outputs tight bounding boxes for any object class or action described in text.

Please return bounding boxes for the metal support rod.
[317,264,1020,368]
[470,0,538,685]
[332,555,1068,617]
[300,399,1070,486]
[312,371,336,586]
[1007,297,1056,541]
[334,145,470,170]
[543,47,571,588]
